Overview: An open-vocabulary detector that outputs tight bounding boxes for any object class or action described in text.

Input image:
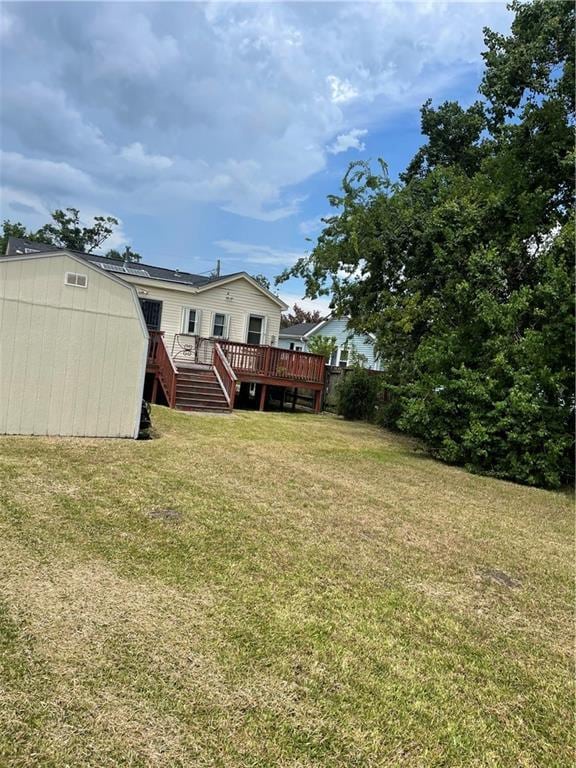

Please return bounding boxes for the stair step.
[176,394,229,406]
[176,404,231,413]
[171,365,230,412]
[176,382,222,392]
[177,374,218,383]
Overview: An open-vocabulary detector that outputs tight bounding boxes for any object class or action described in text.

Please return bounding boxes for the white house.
[3,238,326,415]
[279,316,383,370]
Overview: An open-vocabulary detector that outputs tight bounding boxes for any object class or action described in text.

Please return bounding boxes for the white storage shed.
[0,251,148,438]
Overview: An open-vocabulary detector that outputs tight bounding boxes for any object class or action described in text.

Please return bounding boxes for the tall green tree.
[35,208,119,253]
[0,221,37,255]
[278,0,574,488]
[0,208,125,255]
[104,245,141,263]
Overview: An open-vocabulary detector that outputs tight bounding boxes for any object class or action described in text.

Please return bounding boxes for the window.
[65,272,88,288]
[329,349,338,366]
[295,345,302,352]
[289,342,295,350]
[247,315,264,345]
[212,312,228,338]
[139,299,162,331]
[183,308,200,335]
[339,348,349,368]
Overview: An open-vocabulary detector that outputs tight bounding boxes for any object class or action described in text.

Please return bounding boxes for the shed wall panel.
[0,254,147,437]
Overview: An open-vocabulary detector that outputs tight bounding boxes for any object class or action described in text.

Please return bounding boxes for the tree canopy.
[278,0,574,488]
[281,303,324,328]
[104,245,142,263]
[307,335,338,361]
[251,273,272,291]
[0,208,140,260]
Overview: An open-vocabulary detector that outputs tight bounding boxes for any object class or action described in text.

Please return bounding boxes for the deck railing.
[213,343,237,408]
[219,340,326,385]
[148,332,326,402]
[148,331,178,407]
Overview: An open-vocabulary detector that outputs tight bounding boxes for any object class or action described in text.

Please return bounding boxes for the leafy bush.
[336,368,379,420]
[307,334,337,360]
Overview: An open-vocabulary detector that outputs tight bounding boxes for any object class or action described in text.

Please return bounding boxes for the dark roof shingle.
[279,321,320,337]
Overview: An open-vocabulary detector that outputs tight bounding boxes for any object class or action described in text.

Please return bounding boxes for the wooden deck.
[146,332,326,412]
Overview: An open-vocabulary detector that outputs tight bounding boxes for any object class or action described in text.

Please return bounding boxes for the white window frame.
[338,347,350,368]
[211,311,230,339]
[182,307,201,335]
[246,314,267,345]
[64,271,88,288]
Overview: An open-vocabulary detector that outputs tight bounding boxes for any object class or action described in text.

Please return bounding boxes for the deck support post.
[292,388,298,412]
[259,383,268,411]
[313,388,322,414]
[151,375,159,404]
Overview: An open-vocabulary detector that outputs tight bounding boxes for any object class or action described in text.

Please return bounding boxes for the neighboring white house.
[279,316,383,370]
[0,250,148,437]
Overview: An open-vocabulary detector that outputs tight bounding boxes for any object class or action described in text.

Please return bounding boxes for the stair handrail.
[155,333,178,407]
[213,343,237,408]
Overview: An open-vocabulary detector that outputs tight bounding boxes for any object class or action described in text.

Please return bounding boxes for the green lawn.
[0,407,573,767]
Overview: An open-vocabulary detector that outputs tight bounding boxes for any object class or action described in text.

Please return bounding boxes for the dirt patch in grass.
[480,568,522,588]
[148,507,182,522]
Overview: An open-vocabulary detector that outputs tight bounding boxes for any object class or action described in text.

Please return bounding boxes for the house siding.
[0,254,148,438]
[279,317,382,370]
[120,274,282,355]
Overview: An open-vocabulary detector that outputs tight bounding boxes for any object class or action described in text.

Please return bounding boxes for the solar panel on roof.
[98,262,150,278]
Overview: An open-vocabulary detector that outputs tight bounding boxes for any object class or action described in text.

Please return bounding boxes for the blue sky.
[0,1,512,314]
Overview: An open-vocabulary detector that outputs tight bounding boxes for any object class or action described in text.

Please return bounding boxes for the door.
[139,299,162,331]
[247,315,264,345]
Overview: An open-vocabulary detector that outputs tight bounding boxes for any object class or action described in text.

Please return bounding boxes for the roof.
[6,237,214,286]
[279,321,322,338]
[5,237,288,308]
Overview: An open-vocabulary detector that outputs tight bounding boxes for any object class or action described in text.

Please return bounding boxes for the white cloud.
[0,9,16,40]
[91,11,180,79]
[0,2,513,224]
[279,291,333,318]
[120,142,173,171]
[326,75,359,104]
[0,151,97,196]
[215,239,305,267]
[327,128,368,155]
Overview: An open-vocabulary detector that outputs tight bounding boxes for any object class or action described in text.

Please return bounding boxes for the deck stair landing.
[175,367,231,413]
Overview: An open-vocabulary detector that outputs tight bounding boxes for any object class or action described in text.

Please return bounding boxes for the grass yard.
[0,407,573,767]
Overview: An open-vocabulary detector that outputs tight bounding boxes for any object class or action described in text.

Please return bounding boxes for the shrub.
[336,367,379,420]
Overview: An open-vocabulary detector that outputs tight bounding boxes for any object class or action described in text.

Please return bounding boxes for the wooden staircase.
[175,367,231,413]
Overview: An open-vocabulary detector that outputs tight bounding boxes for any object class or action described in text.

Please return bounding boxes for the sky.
[0,1,512,314]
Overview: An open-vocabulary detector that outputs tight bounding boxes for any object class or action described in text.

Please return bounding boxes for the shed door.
[139,299,162,331]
